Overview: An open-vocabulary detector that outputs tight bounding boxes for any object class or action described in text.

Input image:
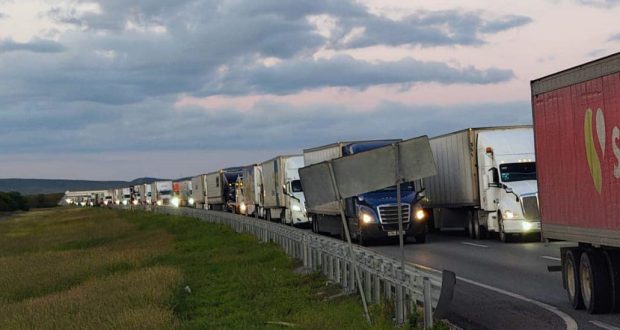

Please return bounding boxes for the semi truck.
[261,156,308,226]
[239,164,263,217]
[191,174,207,209]
[532,53,620,314]
[304,140,428,244]
[419,126,540,242]
[206,167,244,211]
[121,188,131,205]
[132,185,142,205]
[154,181,173,206]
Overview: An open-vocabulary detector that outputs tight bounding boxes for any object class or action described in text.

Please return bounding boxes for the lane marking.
[541,256,561,262]
[590,320,620,330]
[461,242,488,248]
[408,262,578,330]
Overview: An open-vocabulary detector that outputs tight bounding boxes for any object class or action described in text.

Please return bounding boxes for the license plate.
[387,231,400,237]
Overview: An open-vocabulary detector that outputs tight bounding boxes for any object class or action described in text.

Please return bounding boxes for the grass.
[0,207,404,329]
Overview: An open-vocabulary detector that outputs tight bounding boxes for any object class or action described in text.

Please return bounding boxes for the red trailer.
[532,53,620,314]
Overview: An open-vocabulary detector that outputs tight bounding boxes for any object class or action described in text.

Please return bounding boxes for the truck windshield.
[159,189,172,195]
[500,162,536,182]
[291,180,303,193]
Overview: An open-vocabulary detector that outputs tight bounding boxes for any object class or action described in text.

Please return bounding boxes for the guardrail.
[135,206,455,327]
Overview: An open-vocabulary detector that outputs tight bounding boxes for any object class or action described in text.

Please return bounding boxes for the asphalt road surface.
[371,232,620,330]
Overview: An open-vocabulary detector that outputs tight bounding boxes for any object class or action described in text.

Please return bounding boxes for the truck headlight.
[414,209,426,221]
[291,205,301,212]
[132,200,138,205]
[122,200,128,206]
[156,200,162,206]
[240,202,247,213]
[522,222,533,231]
[188,198,195,206]
[503,210,514,219]
[171,197,180,208]
[361,212,374,224]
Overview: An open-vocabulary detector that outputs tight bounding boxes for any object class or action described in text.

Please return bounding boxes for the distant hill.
[0,177,167,195]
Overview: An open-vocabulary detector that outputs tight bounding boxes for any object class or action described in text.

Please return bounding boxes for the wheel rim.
[566,257,577,300]
[580,256,592,307]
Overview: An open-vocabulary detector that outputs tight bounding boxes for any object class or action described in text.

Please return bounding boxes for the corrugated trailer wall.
[422,130,478,208]
[533,56,620,245]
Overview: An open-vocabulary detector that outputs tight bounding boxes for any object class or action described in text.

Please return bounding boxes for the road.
[370,232,620,330]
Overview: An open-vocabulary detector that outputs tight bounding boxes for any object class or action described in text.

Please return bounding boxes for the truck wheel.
[564,249,584,310]
[467,217,476,239]
[580,250,613,314]
[499,214,511,243]
[603,250,620,313]
[474,216,487,240]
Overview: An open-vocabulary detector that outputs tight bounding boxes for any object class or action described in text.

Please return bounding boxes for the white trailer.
[191,174,207,209]
[150,182,158,205]
[420,126,540,242]
[239,164,262,216]
[261,155,308,226]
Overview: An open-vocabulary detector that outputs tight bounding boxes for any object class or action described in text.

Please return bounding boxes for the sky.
[1,0,619,180]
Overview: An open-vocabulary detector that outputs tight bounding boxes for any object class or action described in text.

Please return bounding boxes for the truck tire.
[603,250,620,312]
[580,250,613,314]
[564,249,584,310]
[499,215,511,243]
[467,217,476,239]
[474,216,487,240]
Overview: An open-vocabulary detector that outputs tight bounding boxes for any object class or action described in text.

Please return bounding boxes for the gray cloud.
[0,0,532,179]
[609,33,620,41]
[480,15,533,33]
[0,38,65,53]
[0,12,7,19]
[203,55,514,96]
[333,11,532,49]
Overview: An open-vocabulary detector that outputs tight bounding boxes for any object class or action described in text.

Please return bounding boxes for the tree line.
[0,192,63,212]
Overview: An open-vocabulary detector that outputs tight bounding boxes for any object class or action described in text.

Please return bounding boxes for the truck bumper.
[503,219,541,234]
[291,210,310,226]
[359,220,425,239]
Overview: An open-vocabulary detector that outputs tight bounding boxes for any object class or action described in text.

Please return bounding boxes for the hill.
[0,178,166,195]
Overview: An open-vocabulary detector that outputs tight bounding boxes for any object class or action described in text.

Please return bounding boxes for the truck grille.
[521,195,540,220]
[378,205,410,224]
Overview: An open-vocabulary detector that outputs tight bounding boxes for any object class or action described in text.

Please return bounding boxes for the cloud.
[576,0,620,7]
[609,32,620,41]
[0,38,65,53]
[480,15,533,33]
[202,55,514,96]
[0,96,531,156]
[0,12,8,19]
[332,11,532,49]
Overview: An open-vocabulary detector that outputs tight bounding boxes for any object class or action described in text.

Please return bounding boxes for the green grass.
[0,208,402,329]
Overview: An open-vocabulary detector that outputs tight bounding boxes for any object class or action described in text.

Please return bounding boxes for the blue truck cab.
[305,140,428,244]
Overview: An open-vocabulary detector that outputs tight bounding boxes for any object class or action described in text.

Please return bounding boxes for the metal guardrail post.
[423,277,433,329]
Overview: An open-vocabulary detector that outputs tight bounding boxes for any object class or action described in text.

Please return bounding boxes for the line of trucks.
[61,53,620,314]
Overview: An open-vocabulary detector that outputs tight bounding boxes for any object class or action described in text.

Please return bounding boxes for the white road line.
[461,242,488,248]
[590,320,620,330]
[408,262,578,330]
[541,256,561,261]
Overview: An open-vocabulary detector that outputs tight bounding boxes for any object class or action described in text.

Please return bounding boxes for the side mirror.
[505,187,513,194]
[282,184,288,194]
[417,188,426,198]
